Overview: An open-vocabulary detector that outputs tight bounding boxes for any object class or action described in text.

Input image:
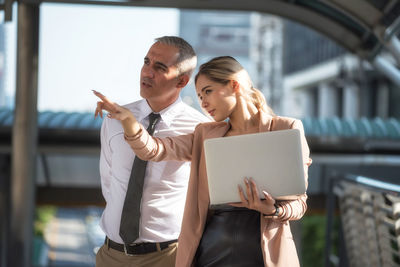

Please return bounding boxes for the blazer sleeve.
[269,119,312,222]
[123,123,195,162]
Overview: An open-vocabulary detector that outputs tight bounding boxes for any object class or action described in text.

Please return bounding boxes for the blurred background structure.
[1,1,400,266]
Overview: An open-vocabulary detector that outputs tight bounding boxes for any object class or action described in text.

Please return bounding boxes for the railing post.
[324,174,336,267]
[9,2,40,267]
[0,155,11,267]
[338,218,348,267]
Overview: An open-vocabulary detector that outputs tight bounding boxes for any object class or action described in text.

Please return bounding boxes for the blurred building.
[180,11,400,121]
[179,10,284,113]
[281,20,400,120]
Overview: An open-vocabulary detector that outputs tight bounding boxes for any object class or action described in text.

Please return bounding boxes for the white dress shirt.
[99,97,209,244]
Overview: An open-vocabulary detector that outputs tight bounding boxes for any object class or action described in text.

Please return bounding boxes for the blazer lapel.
[204,122,230,139]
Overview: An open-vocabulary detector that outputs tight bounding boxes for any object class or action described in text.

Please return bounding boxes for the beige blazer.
[125,111,312,267]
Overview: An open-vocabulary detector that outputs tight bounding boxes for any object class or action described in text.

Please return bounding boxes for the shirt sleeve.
[99,118,113,200]
[124,123,196,162]
[268,119,312,222]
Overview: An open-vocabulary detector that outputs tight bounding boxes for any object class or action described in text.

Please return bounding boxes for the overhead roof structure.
[2,1,400,56]
[2,0,400,83]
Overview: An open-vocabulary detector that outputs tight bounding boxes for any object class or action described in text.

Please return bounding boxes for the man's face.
[140,42,182,109]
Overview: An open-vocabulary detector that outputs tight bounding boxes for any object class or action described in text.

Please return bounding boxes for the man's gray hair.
[155,36,197,77]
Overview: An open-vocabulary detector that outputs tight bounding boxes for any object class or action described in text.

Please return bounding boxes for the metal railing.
[325,174,400,267]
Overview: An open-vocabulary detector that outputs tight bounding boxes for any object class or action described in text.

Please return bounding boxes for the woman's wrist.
[263,203,280,217]
[122,116,140,137]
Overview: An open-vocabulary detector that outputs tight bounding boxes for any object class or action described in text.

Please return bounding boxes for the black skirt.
[195,206,264,267]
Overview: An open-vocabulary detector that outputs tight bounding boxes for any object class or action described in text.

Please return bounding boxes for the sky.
[3,3,179,112]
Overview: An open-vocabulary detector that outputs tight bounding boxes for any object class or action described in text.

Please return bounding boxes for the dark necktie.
[119,112,161,244]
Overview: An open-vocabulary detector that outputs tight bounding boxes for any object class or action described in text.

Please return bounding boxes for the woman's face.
[195,74,237,122]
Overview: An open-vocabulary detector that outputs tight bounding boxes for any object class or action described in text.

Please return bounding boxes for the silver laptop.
[204,129,306,205]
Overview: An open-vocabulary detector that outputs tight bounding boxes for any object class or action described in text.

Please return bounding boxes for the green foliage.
[34,205,56,238]
[301,214,339,267]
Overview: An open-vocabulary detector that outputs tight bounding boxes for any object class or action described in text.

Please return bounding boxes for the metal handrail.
[342,174,400,195]
[324,173,400,267]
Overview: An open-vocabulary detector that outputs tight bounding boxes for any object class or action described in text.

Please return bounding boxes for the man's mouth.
[141,78,153,88]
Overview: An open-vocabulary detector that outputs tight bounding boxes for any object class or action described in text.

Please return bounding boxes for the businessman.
[95,36,209,267]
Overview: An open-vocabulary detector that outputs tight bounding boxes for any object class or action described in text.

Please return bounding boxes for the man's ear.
[176,74,190,89]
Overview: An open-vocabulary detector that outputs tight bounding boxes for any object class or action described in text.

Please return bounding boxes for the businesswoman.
[94,56,312,267]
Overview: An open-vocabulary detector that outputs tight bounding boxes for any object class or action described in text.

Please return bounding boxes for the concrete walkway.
[44,207,105,267]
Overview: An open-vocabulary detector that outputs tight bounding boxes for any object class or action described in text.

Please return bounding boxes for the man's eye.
[156,66,167,72]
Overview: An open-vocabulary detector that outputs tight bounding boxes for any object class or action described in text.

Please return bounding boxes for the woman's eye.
[205,89,212,94]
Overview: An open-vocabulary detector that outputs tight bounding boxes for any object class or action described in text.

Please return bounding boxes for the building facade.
[282,20,400,120]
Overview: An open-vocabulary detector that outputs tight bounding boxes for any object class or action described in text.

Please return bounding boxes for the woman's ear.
[231,80,241,93]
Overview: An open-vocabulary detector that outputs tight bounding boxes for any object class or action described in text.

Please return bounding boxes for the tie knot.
[148,112,161,124]
[147,113,161,134]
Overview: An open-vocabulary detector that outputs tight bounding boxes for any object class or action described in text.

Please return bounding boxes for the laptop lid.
[204,129,306,205]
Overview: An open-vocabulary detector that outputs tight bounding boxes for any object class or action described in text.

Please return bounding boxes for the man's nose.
[141,65,154,78]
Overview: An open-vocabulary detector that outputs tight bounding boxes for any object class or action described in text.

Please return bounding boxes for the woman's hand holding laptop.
[230,178,280,217]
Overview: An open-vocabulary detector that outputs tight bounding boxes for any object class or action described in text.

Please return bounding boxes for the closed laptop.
[204,129,306,205]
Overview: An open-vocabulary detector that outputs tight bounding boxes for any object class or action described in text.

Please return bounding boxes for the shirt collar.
[136,97,184,127]
[136,100,153,123]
